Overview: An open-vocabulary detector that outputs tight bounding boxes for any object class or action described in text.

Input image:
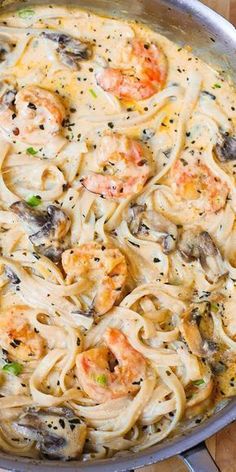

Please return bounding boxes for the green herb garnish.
[89,88,97,98]
[26,147,37,156]
[26,195,42,207]
[2,362,23,376]
[17,8,35,19]
[211,303,219,313]
[96,374,107,386]
[212,83,221,89]
[193,379,205,386]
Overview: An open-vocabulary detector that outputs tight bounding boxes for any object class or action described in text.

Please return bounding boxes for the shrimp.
[171,158,229,213]
[76,327,146,402]
[62,242,127,315]
[96,39,167,101]
[0,305,45,362]
[81,133,151,198]
[0,85,65,144]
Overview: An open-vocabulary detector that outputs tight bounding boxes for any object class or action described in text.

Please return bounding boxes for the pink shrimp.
[0,85,65,144]
[76,328,146,403]
[171,158,229,213]
[0,305,45,362]
[96,39,167,101]
[62,242,127,315]
[81,133,151,198]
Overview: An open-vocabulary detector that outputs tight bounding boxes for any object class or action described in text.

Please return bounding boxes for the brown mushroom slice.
[178,229,227,283]
[129,208,178,254]
[40,32,92,70]
[215,134,236,162]
[0,36,13,62]
[13,407,87,460]
[180,309,218,358]
[180,310,204,357]
[10,201,70,262]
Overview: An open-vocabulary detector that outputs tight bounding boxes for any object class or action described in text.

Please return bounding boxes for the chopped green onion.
[193,379,205,386]
[89,88,97,98]
[96,374,107,386]
[211,303,219,313]
[2,362,23,376]
[17,8,35,19]
[212,83,221,89]
[26,195,42,207]
[26,147,37,156]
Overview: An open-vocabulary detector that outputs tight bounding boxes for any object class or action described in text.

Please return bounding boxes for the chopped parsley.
[89,88,97,98]
[26,195,42,207]
[26,147,37,156]
[193,379,205,386]
[96,374,107,386]
[2,362,23,376]
[17,8,35,19]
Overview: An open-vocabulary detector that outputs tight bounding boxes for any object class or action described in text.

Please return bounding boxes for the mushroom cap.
[14,407,87,460]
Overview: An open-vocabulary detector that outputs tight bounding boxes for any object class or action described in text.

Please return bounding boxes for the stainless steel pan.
[0,0,236,470]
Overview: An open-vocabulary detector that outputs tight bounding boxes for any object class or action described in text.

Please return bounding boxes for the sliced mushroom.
[41,32,92,70]
[180,310,205,357]
[5,266,21,285]
[13,407,87,460]
[0,35,13,63]
[129,207,178,254]
[180,309,218,358]
[1,88,17,108]
[215,134,236,162]
[10,201,71,262]
[178,229,227,283]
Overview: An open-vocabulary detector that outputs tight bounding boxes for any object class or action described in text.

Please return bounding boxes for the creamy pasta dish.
[0,4,235,461]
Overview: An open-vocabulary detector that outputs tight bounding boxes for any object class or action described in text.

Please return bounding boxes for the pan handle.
[179,441,219,472]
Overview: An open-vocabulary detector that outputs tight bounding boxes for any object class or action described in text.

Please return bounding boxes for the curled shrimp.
[96,39,167,101]
[171,157,229,213]
[0,305,45,362]
[62,242,127,315]
[76,327,146,402]
[82,133,151,198]
[0,85,66,144]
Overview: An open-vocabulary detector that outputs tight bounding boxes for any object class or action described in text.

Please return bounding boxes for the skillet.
[0,0,235,470]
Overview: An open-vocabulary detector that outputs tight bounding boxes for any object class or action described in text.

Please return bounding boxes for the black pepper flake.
[108,122,114,129]
[59,419,65,429]
[153,257,161,263]
[69,418,81,424]
[27,102,37,110]
[39,124,44,130]
[128,240,140,248]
